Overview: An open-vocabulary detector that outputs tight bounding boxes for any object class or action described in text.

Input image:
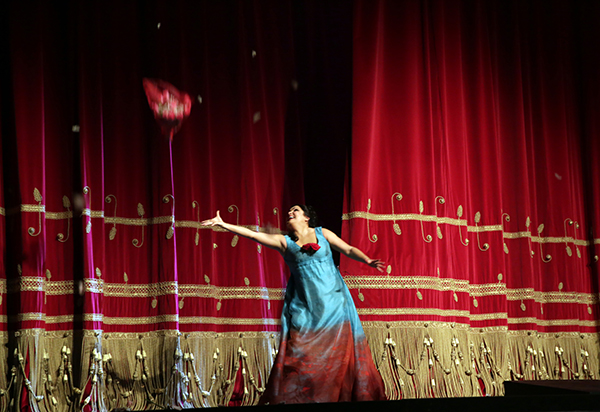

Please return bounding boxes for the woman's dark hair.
[288,204,319,241]
[295,204,319,228]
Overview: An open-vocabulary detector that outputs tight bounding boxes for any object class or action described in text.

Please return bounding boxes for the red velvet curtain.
[343,0,600,398]
[2,0,600,408]
[0,1,322,408]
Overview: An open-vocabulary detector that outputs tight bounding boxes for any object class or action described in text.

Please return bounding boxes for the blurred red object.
[143,78,192,140]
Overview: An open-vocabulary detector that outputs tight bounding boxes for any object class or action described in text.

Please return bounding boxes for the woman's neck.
[288,223,314,242]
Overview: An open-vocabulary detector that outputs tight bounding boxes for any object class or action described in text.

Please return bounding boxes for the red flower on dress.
[143,78,192,140]
[300,243,320,255]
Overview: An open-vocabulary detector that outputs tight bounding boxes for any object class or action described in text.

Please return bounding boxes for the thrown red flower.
[143,78,192,140]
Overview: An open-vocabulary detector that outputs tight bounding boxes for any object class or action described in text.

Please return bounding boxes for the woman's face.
[287,205,308,226]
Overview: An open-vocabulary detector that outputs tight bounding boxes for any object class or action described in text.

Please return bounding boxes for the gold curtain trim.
[360,321,508,332]
[345,277,600,304]
[8,314,281,326]
[469,312,509,321]
[10,277,598,305]
[18,277,45,292]
[178,284,285,300]
[507,317,600,327]
[45,211,73,219]
[103,281,178,297]
[20,204,45,212]
[13,278,285,300]
[357,308,599,325]
[342,211,596,245]
[179,316,281,325]
[0,330,277,339]
[13,277,105,294]
[9,311,595,327]
[345,276,470,290]
[102,314,179,324]
[105,215,175,226]
[2,323,595,338]
[357,308,471,317]
[82,208,105,218]
[11,314,282,326]
[15,313,105,323]
[14,204,597,244]
[102,330,277,339]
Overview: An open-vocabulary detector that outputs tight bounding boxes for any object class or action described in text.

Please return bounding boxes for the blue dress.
[259,227,386,404]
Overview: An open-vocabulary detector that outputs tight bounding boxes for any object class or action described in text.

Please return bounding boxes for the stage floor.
[214,381,600,412]
[218,395,600,412]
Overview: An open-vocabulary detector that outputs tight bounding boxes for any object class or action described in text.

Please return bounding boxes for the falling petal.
[253,112,261,123]
[195,232,199,246]
[244,277,250,286]
[72,125,80,132]
[204,275,210,284]
[95,268,102,278]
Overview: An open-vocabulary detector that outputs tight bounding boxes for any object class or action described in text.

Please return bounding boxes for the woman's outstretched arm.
[322,228,385,272]
[201,211,287,253]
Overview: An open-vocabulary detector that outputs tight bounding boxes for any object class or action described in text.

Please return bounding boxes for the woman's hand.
[366,258,385,272]
[200,210,286,253]
[201,210,224,227]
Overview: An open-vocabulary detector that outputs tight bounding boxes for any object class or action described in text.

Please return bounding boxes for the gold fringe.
[0,327,598,409]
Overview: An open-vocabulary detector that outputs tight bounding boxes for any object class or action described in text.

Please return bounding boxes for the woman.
[201,205,387,404]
